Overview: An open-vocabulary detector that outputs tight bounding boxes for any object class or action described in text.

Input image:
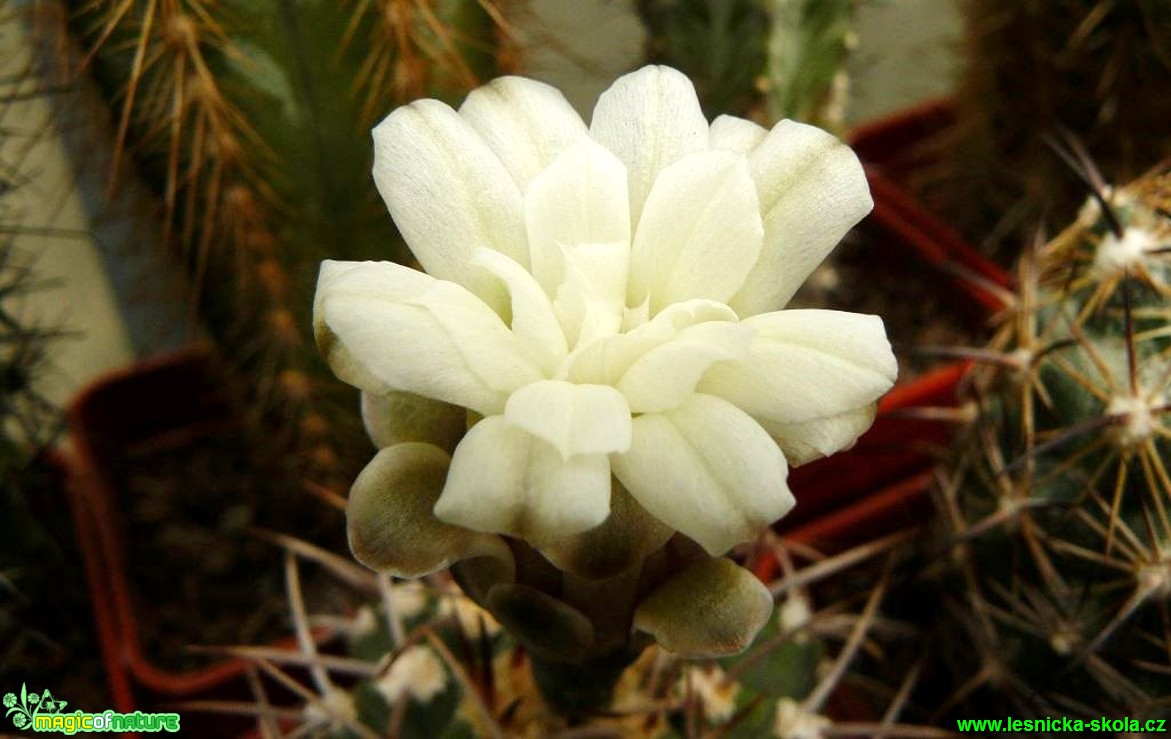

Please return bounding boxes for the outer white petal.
[730,120,872,315]
[525,139,631,347]
[373,99,528,308]
[761,403,878,466]
[628,150,763,313]
[436,417,612,541]
[589,65,708,225]
[504,380,632,459]
[459,76,589,188]
[617,321,754,413]
[611,394,793,555]
[698,309,896,424]
[315,260,542,416]
[471,249,567,375]
[709,115,767,153]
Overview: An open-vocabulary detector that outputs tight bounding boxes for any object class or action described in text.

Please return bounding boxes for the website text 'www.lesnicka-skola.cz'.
[956,716,1167,733]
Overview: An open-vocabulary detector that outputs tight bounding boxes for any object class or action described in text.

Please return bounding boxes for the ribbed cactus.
[932,167,1171,719]
[948,0,1171,259]
[62,0,509,490]
[638,0,857,130]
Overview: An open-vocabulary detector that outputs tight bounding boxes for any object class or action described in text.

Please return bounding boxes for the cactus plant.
[929,165,1171,720]
[639,0,858,131]
[190,529,939,738]
[59,0,511,492]
[946,0,1171,259]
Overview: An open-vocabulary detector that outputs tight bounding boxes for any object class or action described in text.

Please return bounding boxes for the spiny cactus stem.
[802,555,890,713]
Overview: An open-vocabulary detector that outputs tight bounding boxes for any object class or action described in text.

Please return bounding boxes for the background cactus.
[639,0,858,131]
[191,529,939,738]
[944,0,1171,260]
[60,0,512,495]
[927,165,1171,720]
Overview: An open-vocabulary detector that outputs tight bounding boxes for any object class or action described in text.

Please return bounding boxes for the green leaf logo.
[5,683,65,728]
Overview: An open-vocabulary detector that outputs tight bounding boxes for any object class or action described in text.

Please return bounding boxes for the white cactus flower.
[317,65,896,568]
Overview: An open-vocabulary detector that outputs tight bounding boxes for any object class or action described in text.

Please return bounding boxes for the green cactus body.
[638,0,857,130]
[950,0,1171,259]
[761,0,856,132]
[66,0,507,488]
[937,169,1171,719]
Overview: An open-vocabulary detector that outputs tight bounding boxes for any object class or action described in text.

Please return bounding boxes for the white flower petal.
[612,394,793,555]
[590,65,708,225]
[618,321,754,413]
[761,403,878,466]
[629,150,763,313]
[709,114,767,153]
[459,76,589,188]
[731,120,872,314]
[629,299,741,338]
[471,248,567,375]
[436,417,613,541]
[315,260,543,415]
[524,139,631,346]
[504,380,633,458]
[699,310,896,424]
[372,99,528,307]
[561,299,740,387]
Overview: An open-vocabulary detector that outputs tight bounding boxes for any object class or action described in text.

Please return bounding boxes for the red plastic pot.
[66,347,245,701]
[64,346,334,735]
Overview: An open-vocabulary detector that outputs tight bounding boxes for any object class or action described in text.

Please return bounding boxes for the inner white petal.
[505,380,633,459]
[459,76,589,189]
[472,248,568,375]
[628,150,763,315]
[589,65,709,226]
[436,417,612,541]
[560,299,740,386]
[618,321,755,413]
[525,140,632,347]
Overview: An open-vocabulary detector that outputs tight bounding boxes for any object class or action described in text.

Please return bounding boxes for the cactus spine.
[199,531,937,737]
[949,0,1171,258]
[64,0,509,490]
[934,166,1171,719]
